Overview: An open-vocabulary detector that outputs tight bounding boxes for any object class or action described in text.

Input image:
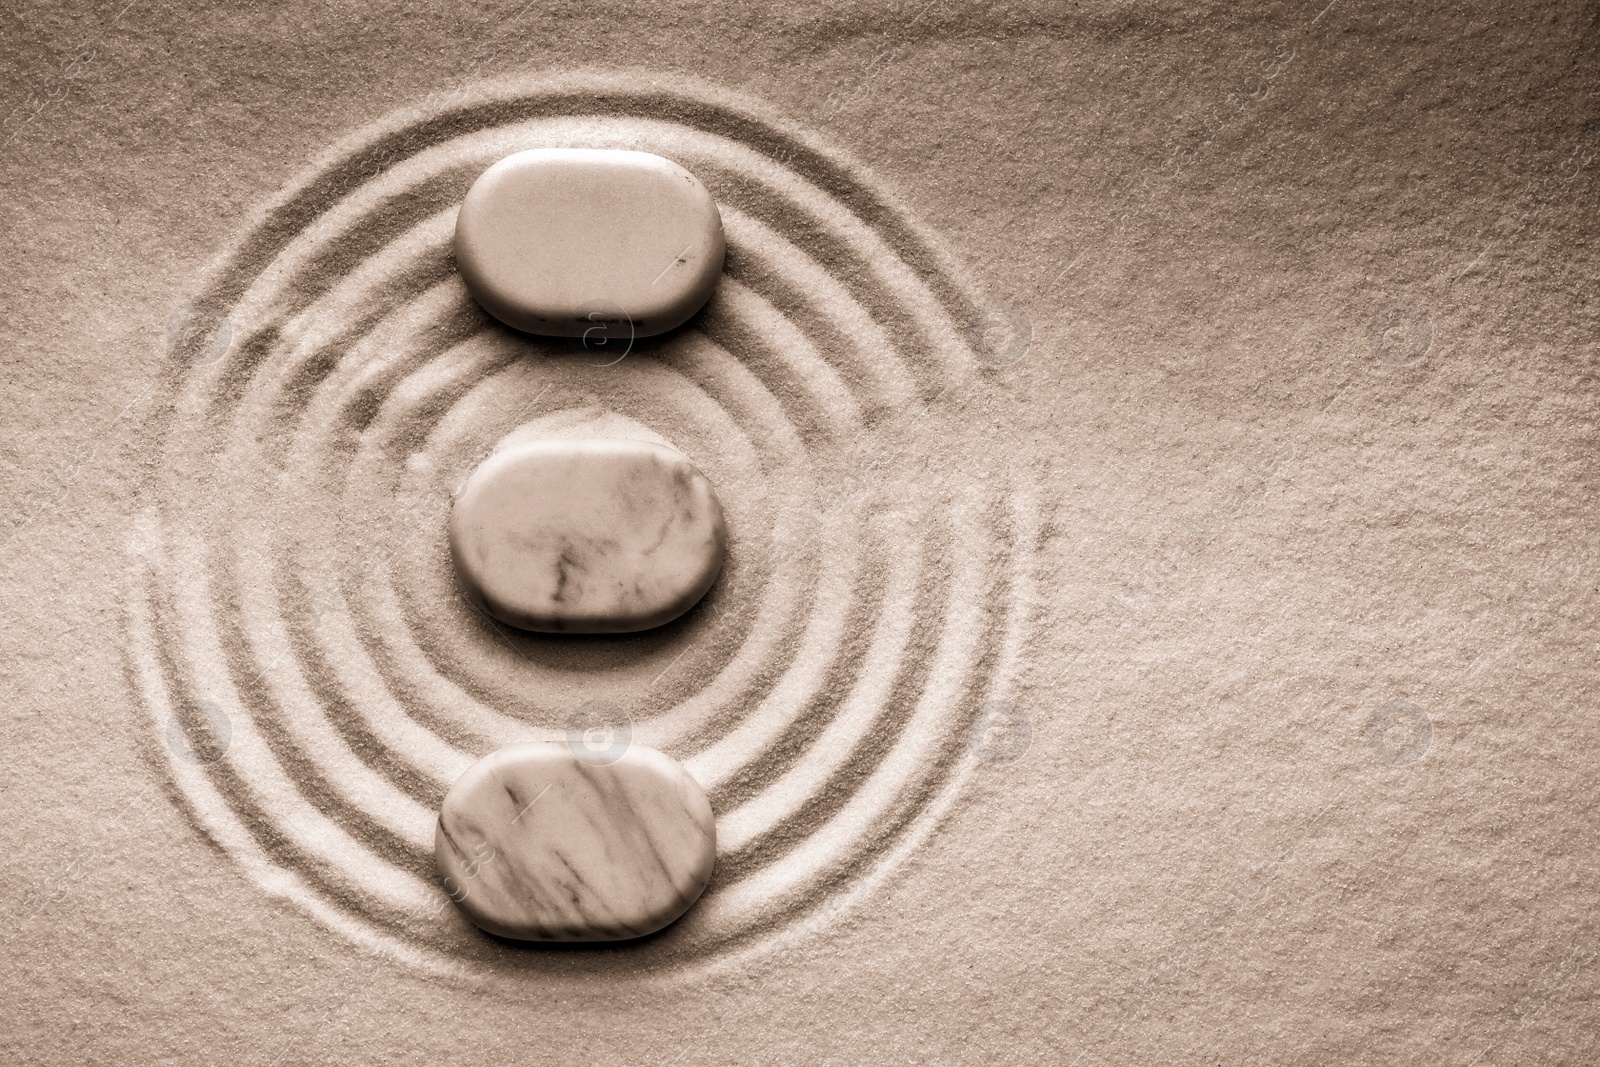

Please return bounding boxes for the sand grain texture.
[2,1,1598,1064]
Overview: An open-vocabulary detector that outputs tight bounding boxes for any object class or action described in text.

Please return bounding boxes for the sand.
[2,1,1598,1063]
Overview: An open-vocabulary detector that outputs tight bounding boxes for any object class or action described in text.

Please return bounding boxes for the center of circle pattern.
[125,73,1038,976]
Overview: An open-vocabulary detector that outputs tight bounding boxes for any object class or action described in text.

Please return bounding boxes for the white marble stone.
[435,741,716,942]
[454,148,725,338]
[448,438,727,633]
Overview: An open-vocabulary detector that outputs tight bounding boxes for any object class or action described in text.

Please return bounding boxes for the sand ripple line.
[126,72,1033,974]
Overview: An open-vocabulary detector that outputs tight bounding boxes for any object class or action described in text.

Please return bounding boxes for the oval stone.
[454,148,725,338]
[435,741,716,942]
[448,438,727,633]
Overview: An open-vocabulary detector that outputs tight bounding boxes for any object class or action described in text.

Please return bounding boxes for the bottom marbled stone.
[435,741,716,942]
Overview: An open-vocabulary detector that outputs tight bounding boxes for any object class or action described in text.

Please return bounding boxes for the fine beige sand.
[3,1,1598,1063]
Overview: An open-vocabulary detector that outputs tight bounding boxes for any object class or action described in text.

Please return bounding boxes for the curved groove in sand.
[124,73,1033,972]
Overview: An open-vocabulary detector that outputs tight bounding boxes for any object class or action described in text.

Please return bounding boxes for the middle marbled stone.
[449,438,727,633]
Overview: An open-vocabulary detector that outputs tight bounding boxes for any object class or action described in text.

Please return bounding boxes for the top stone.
[454,149,725,338]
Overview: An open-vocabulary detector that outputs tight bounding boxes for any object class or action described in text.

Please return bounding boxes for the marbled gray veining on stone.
[449,438,727,633]
[435,741,716,941]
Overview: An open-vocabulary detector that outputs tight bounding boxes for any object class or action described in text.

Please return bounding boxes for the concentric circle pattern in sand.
[123,73,1038,976]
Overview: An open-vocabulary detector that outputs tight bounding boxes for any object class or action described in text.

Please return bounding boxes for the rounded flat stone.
[436,741,716,942]
[454,148,725,338]
[448,438,727,633]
